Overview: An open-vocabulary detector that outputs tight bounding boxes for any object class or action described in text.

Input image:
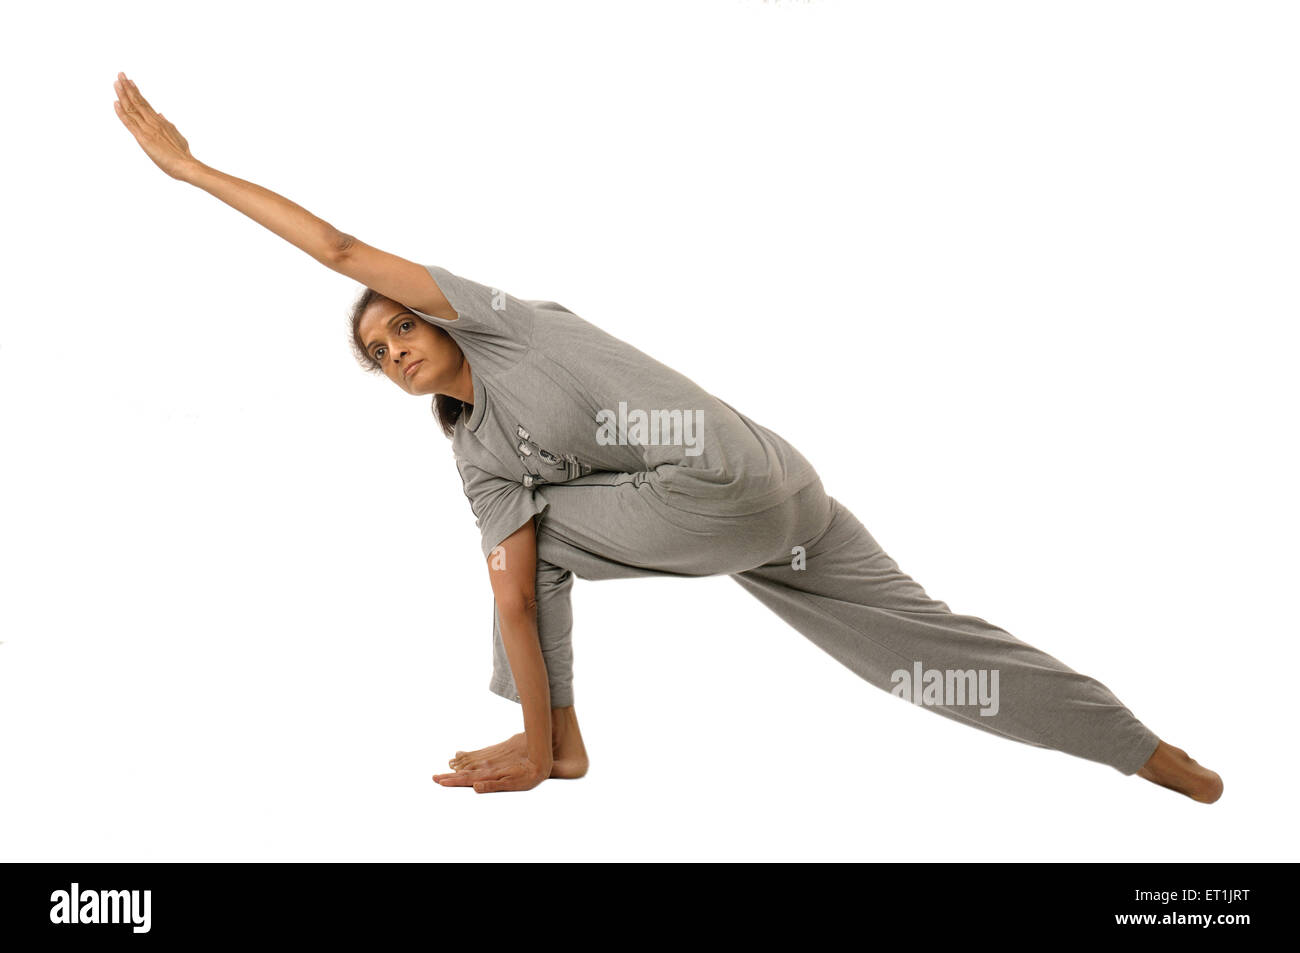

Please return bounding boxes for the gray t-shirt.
[408,264,819,560]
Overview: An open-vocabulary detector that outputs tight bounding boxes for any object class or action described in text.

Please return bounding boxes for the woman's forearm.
[180,160,346,267]
[497,608,555,772]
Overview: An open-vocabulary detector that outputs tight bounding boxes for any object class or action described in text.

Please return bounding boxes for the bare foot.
[447,733,527,772]
[435,706,590,783]
[1136,740,1223,803]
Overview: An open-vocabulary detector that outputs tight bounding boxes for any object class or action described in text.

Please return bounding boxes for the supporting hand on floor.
[436,708,591,786]
[433,756,549,794]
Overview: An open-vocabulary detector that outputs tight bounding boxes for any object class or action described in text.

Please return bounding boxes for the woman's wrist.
[177,158,213,186]
[527,742,553,775]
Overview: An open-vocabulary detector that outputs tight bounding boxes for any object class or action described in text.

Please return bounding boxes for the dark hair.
[348,285,469,439]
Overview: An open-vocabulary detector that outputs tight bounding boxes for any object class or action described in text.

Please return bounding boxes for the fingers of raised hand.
[118,73,154,114]
[114,73,159,128]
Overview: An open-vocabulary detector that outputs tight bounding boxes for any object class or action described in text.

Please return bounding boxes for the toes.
[1196,774,1224,804]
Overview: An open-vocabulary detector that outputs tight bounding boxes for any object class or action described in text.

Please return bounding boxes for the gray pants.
[489,474,1161,775]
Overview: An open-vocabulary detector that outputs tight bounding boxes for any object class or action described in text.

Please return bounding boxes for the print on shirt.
[515,423,594,489]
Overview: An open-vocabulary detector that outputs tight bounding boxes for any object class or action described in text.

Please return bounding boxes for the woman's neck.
[439,356,474,405]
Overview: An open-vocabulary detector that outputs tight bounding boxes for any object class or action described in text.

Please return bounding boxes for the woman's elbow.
[324,228,355,264]
[496,590,538,621]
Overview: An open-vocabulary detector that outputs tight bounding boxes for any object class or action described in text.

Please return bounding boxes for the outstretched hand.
[433,757,549,794]
[113,72,197,180]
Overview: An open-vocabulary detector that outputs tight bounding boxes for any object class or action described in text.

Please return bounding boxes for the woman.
[113,72,1223,801]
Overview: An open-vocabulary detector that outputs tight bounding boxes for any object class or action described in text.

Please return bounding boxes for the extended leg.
[731,490,1164,776]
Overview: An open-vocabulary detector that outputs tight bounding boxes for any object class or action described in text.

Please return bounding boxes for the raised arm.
[112,72,456,320]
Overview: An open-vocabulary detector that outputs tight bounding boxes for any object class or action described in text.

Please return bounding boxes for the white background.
[2,0,1296,861]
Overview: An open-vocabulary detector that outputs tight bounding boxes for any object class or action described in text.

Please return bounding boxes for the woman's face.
[358,297,462,397]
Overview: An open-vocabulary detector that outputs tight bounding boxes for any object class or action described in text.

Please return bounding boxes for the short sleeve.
[406,265,535,371]
[455,456,550,561]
